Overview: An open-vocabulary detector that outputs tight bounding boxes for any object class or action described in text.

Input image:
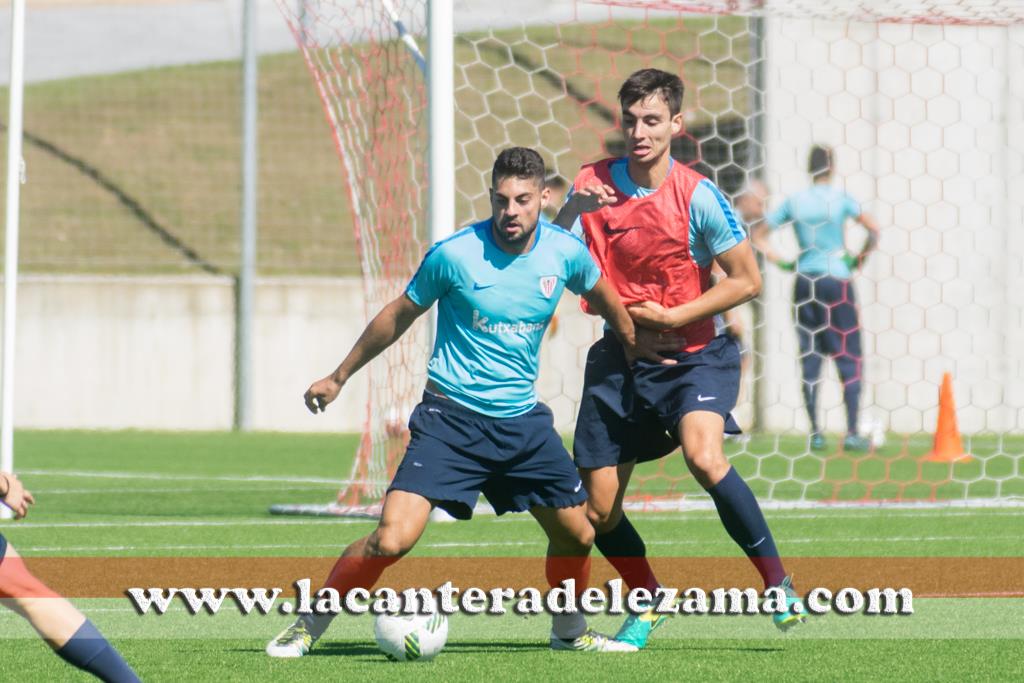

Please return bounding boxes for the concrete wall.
[6,275,370,432]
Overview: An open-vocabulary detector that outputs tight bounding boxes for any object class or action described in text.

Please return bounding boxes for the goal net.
[271,0,1024,515]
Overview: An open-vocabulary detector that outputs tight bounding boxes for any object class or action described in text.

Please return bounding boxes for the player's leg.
[582,461,660,595]
[266,489,432,657]
[268,393,491,657]
[676,412,805,630]
[573,332,671,648]
[795,273,826,448]
[575,332,662,594]
[829,277,868,450]
[0,540,140,682]
[531,503,635,653]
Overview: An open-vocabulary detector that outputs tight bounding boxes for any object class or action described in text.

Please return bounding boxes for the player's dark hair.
[492,147,546,188]
[808,144,833,179]
[618,68,684,116]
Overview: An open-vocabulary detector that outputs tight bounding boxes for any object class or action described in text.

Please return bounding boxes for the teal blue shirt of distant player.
[406,219,601,418]
[567,158,746,265]
[766,184,861,279]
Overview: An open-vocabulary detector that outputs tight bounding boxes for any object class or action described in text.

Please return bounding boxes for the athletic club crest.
[539,276,558,298]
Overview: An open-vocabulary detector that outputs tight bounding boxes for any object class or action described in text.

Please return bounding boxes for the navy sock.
[593,515,660,593]
[706,467,786,589]
[55,620,140,683]
[800,353,823,433]
[836,355,862,434]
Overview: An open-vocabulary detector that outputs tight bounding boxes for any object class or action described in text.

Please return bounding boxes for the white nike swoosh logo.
[697,395,716,402]
[747,537,766,549]
[573,481,583,493]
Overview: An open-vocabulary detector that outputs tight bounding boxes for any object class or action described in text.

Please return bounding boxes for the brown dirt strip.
[4,557,1023,598]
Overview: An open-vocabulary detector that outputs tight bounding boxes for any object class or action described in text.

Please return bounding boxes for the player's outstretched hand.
[627,301,676,331]
[0,472,35,519]
[304,376,343,414]
[571,182,618,213]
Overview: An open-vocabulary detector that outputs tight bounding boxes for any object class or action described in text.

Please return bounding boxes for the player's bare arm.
[749,220,786,266]
[627,240,762,331]
[853,211,881,266]
[582,278,674,364]
[0,471,36,519]
[552,182,617,231]
[305,294,429,414]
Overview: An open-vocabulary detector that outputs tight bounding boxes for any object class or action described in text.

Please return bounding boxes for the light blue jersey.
[406,219,601,418]
[567,158,745,265]
[766,184,860,278]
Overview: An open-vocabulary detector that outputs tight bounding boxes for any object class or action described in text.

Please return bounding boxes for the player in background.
[715,180,770,408]
[556,68,805,648]
[267,147,666,658]
[543,174,570,221]
[750,145,880,451]
[0,472,140,682]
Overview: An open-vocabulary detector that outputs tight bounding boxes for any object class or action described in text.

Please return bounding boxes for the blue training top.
[766,184,861,278]
[406,219,601,418]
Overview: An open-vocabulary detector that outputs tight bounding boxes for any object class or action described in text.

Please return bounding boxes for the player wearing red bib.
[556,69,805,647]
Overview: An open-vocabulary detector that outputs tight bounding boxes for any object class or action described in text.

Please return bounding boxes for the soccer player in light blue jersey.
[268,148,662,658]
[751,145,880,452]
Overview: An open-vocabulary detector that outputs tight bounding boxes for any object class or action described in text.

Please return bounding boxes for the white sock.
[551,611,587,640]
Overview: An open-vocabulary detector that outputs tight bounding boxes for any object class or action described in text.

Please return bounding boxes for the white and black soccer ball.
[374,611,448,662]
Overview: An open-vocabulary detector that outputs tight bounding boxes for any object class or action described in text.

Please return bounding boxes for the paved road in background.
[0,0,613,85]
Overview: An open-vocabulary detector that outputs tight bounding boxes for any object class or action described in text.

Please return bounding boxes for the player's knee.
[585,504,621,534]
[686,448,730,487]
[368,527,416,558]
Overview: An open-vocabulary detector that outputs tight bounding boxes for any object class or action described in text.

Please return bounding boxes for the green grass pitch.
[1,430,1023,681]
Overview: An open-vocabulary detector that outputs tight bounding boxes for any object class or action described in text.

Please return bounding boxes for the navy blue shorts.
[0,532,6,563]
[388,393,586,520]
[574,332,741,469]
[794,274,862,359]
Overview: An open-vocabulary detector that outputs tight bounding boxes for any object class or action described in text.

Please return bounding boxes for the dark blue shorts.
[0,532,6,564]
[794,274,862,359]
[574,332,741,469]
[388,393,586,520]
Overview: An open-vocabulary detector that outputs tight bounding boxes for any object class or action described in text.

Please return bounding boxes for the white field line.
[18,469,350,486]
[11,534,1023,553]
[6,510,1024,532]
[3,518,371,530]
[30,485,338,494]
[493,510,1024,522]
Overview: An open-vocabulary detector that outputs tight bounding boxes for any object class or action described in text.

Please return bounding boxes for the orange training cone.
[923,372,971,463]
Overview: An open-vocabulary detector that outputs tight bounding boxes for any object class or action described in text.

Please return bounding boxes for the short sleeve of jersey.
[766,197,792,230]
[405,242,455,308]
[689,179,746,267]
[563,233,601,295]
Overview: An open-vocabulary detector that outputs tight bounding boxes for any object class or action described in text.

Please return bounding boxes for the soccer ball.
[374,611,448,662]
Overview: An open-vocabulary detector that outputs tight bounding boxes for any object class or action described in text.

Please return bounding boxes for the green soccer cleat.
[772,576,807,632]
[550,627,638,653]
[613,603,670,649]
[266,619,318,658]
[810,432,826,451]
[843,433,871,451]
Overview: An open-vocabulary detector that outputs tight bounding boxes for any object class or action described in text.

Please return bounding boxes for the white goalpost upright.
[1,0,27,521]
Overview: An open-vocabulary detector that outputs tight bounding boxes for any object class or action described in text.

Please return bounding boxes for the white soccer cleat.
[550,627,639,653]
[266,619,317,658]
